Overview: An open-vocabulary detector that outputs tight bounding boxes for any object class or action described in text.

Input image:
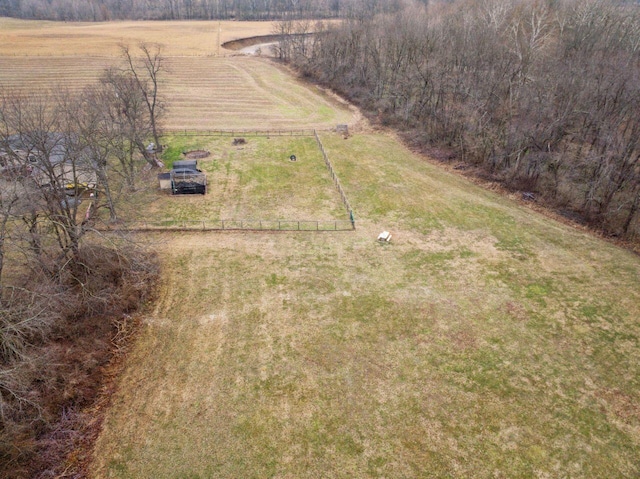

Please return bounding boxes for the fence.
[102,219,355,232]
[164,129,317,137]
[130,128,357,232]
[313,130,355,225]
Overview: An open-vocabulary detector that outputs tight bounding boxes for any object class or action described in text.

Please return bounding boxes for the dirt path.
[238,41,278,55]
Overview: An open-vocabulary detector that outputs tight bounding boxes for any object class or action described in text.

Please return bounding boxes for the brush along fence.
[104,219,355,232]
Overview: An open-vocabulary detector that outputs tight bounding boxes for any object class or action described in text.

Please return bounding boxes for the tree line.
[280,0,640,241]
[0,45,162,477]
[0,0,409,21]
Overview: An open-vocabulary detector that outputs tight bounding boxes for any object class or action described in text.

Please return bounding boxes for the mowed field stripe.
[0,19,277,57]
[0,56,355,130]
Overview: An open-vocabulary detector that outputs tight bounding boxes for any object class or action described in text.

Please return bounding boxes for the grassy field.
[2,18,639,479]
[117,134,349,225]
[90,131,640,478]
[0,19,355,130]
[0,18,275,56]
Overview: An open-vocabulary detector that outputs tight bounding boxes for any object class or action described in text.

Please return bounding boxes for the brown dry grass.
[0,19,356,130]
[3,18,638,479]
[0,18,275,57]
[90,133,640,479]
[161,57,355,130]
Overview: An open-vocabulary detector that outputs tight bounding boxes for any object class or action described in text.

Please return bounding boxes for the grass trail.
[92,133,640,478]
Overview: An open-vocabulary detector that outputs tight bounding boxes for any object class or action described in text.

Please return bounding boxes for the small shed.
[158,172,172,190]
[171,169,207,195]
[158,159,207,195]
[336,124,349,138]
[173,159,199,171]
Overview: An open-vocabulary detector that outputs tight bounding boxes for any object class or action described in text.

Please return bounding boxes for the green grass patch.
[124,135,349,224]
[160,136,207,167]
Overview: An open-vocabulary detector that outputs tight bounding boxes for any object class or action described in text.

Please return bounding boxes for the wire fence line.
[164,129,318,137]
[112,128,356,233]
[313,130,355,226]
[164,128,356,228]
[99,219,355,232]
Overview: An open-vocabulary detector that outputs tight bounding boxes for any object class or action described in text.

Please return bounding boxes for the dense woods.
[281,0,640,241]
[0,46,161,477]
[0,0,407,21]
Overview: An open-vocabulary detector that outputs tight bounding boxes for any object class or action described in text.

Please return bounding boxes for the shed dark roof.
[173,160,198,170]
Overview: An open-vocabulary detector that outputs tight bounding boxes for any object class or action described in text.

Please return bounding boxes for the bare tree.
[100,67,154,188]
[279,0,640,239]
[0,92,97,271]
[68,85,120,221]
[0,182,19,293]
[0,75,163,479]
[120,43,166,157]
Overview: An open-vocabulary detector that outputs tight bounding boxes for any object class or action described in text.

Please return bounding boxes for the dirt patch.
[222,34,284,51]
[596,388,640,424]
[183,150,210,159]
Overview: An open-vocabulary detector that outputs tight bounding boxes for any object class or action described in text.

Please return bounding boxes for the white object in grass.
[378,231,392,242]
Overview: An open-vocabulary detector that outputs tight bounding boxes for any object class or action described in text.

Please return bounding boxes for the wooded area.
[281,0,640,241]
[0,45,161,477]
[0,0,408,21]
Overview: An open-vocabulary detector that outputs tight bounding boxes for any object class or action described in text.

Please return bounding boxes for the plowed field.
[0,19,355,130]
